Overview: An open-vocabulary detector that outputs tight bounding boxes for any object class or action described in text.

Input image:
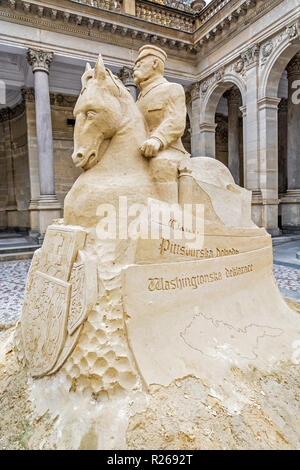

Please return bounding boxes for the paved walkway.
[0,245,299,331]
[273,240,300,269]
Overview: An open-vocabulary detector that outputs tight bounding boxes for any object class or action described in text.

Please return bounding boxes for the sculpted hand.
[140,138,162,158]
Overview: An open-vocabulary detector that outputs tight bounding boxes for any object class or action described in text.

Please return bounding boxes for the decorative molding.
[241,44,260,68]
[189,82,200,101]
[0,0,289,59]
[260,22,300,67]
[257,96,281,110]
[27,49,53,73]
[21,87,35,102]
[200,67,225,95]
[0,5,195,54]
[199,122,217,133]
[261,41,274,65]
[50,93,78,108]
[233,58,245,74]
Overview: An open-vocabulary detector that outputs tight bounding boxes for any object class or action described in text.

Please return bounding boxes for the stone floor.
[0,257,299,331]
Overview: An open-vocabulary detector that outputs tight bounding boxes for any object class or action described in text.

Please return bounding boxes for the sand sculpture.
[1,46,299,450]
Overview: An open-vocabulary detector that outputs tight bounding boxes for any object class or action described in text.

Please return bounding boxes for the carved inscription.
[159,238,240,260]
[147,263,255,292]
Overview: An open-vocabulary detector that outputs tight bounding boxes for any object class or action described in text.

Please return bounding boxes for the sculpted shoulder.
[158,81,185,97]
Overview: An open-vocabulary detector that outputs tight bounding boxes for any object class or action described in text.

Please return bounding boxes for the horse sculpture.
[64,54,253,229]
[64,55,158,228]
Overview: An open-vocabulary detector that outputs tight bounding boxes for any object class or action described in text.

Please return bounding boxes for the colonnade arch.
[199,78,246,186]
[259,37,300,232]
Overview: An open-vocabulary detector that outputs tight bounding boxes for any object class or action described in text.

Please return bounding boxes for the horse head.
[72,54,130,171]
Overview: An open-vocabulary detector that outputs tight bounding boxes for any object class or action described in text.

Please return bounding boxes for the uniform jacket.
[137,77,187,153]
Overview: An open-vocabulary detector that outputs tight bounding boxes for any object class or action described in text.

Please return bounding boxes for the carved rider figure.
[133,45,188,159]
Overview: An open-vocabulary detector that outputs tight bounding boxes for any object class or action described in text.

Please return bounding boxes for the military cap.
[135,45,167,64]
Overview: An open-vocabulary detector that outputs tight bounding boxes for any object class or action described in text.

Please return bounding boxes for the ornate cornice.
[1,1,196,54]
[0,0,288,56]
[260,22,300,68]
[27,49,53,73]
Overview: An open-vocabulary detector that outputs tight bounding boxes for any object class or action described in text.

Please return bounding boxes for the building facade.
[0,0,299,237]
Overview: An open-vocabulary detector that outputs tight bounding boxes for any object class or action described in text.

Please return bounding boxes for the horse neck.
[97,97,148,174]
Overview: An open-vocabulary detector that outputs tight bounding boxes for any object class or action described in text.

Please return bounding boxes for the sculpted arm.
[151,84,187,149]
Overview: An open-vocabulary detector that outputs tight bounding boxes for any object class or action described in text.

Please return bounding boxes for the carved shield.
[20,224,98,378]
[68,251,98,336]
[21,271,71,378]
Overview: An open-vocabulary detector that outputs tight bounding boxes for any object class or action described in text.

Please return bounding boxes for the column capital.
[118,66,135,87]
[189,82,201,101]
[224,87,241,105]
[199,122,217,132]
[27,49,53,73]
[257,96,281,111]
[286,52,300,79]
[239,105,247,117]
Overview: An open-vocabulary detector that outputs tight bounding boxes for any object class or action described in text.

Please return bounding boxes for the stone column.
[242,46,260,192]
[21,87,40,237]
[281,54,300,232]
[189,82,202,157]
[243,44,280,233]
[278,98,288,195]
[225,87,241,184]
[0,110,18,229]
[27,49,61,236]
[199,123,217,158]
[118,66,138,101]
[258,96,281,235]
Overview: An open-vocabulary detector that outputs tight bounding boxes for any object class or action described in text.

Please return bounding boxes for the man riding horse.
[133,45,188,160]
[133,45,189,202]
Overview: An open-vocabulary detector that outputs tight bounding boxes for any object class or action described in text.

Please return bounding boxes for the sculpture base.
[1,221,300,450]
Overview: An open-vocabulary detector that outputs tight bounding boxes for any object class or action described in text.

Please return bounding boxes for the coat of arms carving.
[19,224,97,378]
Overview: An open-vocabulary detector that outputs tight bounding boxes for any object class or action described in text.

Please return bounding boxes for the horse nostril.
[77,153,83,160]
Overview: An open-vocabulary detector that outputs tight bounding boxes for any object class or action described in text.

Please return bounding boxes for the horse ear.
[94,54,106,81]
[85,62,92,73]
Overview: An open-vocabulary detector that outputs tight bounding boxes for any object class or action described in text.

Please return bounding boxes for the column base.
[251,194,280,233]
[280,190,300,230]
[37,195,62,235]
[6,205,19,229]
[267,227,282,237]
